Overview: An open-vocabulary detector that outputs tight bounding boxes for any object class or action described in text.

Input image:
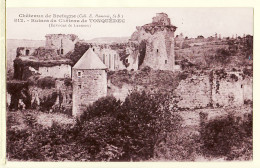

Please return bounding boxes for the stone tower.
[130,13,178,71]
[45,34,79,56]
[72,48,107,117]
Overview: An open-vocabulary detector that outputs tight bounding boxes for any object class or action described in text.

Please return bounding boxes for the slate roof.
[73,48,107,70]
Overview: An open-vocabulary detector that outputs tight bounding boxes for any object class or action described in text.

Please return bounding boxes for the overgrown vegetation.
[39,92,59,111]
[7,91,182,161]
[200,113,252,160]
[69,42,91,65]
[108,68,183,94]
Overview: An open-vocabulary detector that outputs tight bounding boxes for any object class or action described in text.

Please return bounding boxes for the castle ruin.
[131,13,179,71]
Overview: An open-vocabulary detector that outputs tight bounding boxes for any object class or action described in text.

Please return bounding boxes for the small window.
[93,48,95,52]
[78,85,82,89]
[61,49,64,55]
[241,84,243,88]
[25,49,30,56]
[125,58,128,64]
[77,71,82,77]
[165,60,167,64]
[157,49,159,53]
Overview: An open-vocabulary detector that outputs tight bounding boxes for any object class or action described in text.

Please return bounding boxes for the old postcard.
[1,2,258,167]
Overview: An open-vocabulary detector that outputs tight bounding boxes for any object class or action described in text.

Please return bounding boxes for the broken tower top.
[152,13,171,26]
[141,13,177,33]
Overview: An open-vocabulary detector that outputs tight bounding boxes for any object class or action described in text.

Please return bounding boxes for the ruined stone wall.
[33,47,58,58]
[72,69,107,117]
[38,64,71,78]
[29,79,72,112]
[107,69,252,110]
[125,48,139,71]
[138,29,169,70]
[99,48,117,70]
[175,74,211,109]
[17,47,37,56]
[116,47,139,71]
[131,26,176,71]
[174,71,252,109]
[211,71,249,107]
[74,43,139,71]
[45,34,79,56]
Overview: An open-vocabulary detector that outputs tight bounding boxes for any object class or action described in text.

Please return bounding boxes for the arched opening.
[61,49,64,55]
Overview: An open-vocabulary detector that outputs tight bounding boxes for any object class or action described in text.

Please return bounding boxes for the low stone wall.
[212,71,252,107]
[107,69,252,110]
[175,74,211,109]
[175,70,252,109]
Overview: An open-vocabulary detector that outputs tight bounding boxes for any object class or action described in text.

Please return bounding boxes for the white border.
[1,0,259,168]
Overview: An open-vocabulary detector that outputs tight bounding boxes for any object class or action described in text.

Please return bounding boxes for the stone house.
[72,48,107,117]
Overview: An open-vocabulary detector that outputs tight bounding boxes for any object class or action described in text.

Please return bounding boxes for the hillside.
[175,38,253,70]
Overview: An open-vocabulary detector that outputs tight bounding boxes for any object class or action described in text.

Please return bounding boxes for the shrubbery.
[78,91,182,161]
[39,92,58,111]
[7,91,182,161]
[37,76,56,89]
[200,113,252,160]
[205,48,231,66]
[215,48,231,64]
[7,91,252,161]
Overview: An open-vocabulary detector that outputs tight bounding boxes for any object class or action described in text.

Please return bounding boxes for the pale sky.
[6,8,253,40]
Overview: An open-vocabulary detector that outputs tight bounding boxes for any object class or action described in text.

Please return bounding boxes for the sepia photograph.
[5,7,253,162]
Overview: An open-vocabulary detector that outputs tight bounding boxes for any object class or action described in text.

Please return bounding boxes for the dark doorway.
[25,49,30,56]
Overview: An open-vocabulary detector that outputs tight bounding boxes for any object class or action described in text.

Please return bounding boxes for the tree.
[78,91,182,161]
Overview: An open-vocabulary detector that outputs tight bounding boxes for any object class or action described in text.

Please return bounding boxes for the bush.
[80,96,121,121]
[64,78,72,87]
[78,91,182,161]
[215,48,231,64]
[7,91,182,161]
[200,113,252,159]
[141,66,152,73]
[40,92,58,111]
[37,77,56,89]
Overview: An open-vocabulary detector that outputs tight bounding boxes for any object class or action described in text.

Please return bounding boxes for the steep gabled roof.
[73,48,107,70]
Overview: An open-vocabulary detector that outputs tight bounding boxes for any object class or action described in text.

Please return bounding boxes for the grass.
[7,109,75,129]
